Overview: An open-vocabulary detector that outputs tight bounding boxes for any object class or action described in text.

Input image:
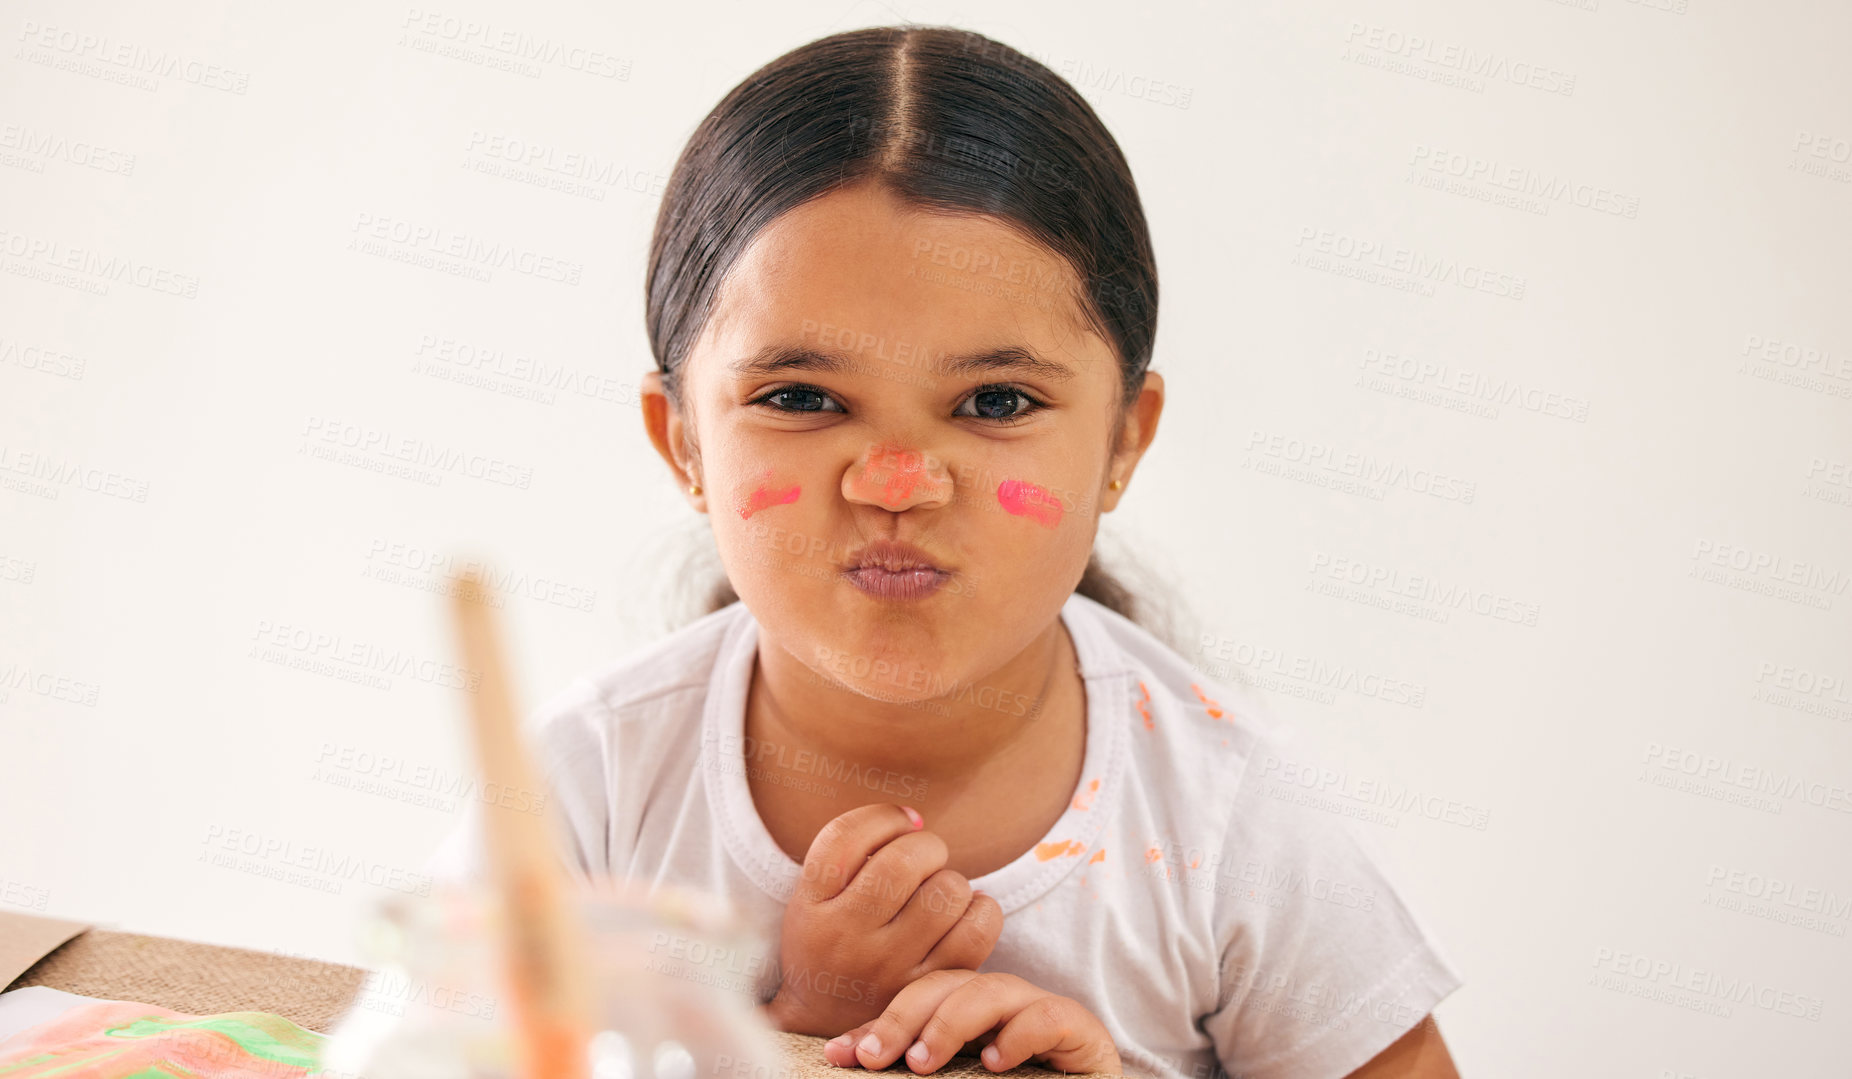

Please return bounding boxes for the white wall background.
[3,0,1850,1075]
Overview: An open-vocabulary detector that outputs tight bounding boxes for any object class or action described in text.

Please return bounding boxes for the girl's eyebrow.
[728,343,1076,382]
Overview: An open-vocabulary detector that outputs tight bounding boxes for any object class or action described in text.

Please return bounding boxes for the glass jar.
[317,877,783,1079]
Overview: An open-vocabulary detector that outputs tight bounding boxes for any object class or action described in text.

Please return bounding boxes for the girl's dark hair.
[646,24,1161,631]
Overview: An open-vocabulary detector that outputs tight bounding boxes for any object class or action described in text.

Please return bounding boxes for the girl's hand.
[766,804,1003,1037]
[822,969,1122,1076]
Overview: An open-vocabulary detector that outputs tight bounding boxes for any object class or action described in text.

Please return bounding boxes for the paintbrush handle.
[451,569,595,1079]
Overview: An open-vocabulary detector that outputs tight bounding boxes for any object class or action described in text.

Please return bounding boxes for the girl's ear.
[640,370,706,511]
[1103,371,1165,511]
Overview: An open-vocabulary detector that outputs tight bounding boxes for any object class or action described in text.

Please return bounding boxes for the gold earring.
[689,483,702,495]
[1109,479,1123,491]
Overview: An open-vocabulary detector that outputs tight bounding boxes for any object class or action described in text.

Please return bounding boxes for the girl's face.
[643,179,1161,702]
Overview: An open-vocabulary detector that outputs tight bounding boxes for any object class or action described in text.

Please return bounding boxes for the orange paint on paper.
[1190,682,1227,721]
[1035,839,1087,861]
[865,443,933,506]
[1071,777,1101,811]
[737,469,800,519]
[1088,848,1106,865]
[1134,680,1153,731]
[996,479,1063,527]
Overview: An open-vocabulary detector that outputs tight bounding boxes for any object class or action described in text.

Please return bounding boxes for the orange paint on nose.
[996,479,1063,527]
[865,443,932,506]
[737,470,800,519]
[1134,680,1153,731]
[1189,683,1227,721]
[1035,839,1087,861]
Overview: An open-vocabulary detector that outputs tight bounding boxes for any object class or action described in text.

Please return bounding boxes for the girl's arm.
[1343,1015,1459,1078]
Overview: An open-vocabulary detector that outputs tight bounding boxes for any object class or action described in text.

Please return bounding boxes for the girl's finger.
[892,973,1049,1074]
[981,995,1120,1075]
[819,969,974,1069]
[836,968,985,1070]
[822,1019,875,1069]
[914,888,1003,973]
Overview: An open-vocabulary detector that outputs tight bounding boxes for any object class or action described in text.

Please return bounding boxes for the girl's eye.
[749,383,1046,426]
[954,384,1045,425]
[752,385,844,413]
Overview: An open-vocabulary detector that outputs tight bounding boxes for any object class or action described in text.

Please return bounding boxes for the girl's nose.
[844,441,953,511]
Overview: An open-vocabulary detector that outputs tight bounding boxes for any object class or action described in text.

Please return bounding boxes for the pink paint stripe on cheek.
[997,479,1063,528]
[738,479,801,519]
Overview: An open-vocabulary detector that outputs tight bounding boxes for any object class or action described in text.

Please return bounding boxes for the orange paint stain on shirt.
[1088,848,1106,865]
[1071,777,1101,811]
[997,479,1063,528]
[1134,680,1153,731]
[1189,683,1227,721]
[1035,839,1087,861]
[736,469,801,519]
[1145,846,1163,864]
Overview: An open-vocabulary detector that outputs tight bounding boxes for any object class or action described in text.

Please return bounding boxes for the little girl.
[427,24,1462,1079]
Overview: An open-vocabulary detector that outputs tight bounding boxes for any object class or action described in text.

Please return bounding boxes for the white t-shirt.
[423,592,1462,1079]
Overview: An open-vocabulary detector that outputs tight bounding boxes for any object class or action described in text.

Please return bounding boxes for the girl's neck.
[741,615,1087,874]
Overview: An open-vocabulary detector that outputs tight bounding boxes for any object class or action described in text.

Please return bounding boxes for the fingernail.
[982,1046,1000,1067]
[907,1042,929,1065]
[826,1035,852,1049]
[902,806,923,829]
[858,1034,882,1057]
